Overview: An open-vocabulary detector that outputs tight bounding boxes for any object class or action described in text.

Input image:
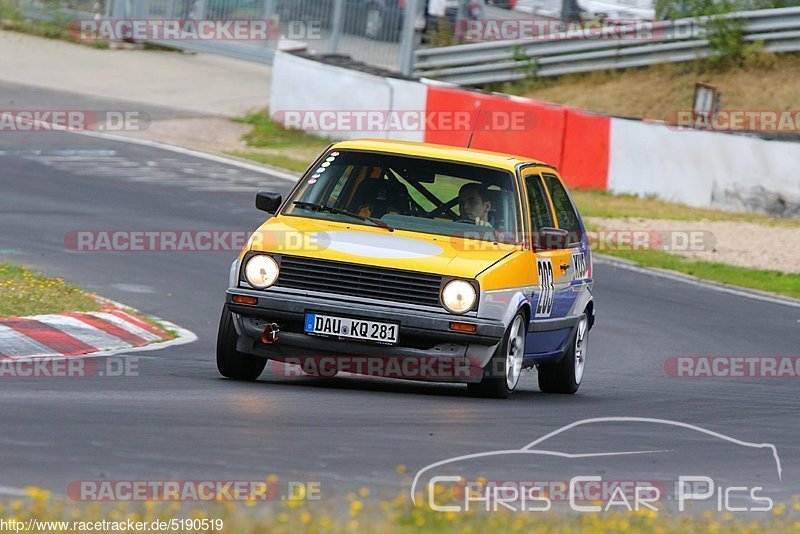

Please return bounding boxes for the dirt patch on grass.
[587,216,800,274]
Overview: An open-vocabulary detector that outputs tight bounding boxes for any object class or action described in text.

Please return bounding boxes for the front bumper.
[226,288,506,381]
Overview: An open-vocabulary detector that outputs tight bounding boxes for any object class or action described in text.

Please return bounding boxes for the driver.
[457,183,493,227]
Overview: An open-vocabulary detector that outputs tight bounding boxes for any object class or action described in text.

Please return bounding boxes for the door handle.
[560,263,570,271]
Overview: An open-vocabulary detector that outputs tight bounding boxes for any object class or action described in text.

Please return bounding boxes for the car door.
[520,167,577,359]
[541,171,591,289]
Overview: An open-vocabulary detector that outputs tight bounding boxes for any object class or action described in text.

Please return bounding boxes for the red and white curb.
[0,299,196,360]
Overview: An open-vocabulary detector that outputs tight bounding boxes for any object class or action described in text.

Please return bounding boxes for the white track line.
[31,314,132,351]
[0,324,61,358]
[12,115,299,183]
[594,254,800,309]
[88,312,162,343]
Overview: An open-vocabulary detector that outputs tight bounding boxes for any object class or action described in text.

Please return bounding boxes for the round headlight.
[244,255,279,289]
[441,280,477,314]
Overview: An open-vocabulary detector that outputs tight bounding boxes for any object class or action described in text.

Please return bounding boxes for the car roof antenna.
[466,105,483,149]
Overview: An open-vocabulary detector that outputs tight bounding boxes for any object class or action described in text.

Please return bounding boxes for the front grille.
[275,255,443,308]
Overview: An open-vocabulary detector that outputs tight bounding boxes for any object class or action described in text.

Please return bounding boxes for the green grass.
[0,263,100,317]
[571,189,800,226]
[231,112,335,174]
[0,1,75,42]
[600,249,800,299]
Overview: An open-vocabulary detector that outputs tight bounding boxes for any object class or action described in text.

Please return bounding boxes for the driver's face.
[459,191,490,221]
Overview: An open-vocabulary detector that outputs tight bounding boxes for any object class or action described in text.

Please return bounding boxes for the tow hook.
[262,323,280,344]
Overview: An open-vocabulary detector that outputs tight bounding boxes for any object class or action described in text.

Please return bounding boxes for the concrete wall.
[270,50,800,217]
[608,119,800,217]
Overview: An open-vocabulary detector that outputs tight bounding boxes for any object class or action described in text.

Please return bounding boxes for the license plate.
[304,313,399,345]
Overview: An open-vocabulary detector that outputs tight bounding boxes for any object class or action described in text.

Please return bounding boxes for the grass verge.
[4,487,798,533]
[490,53,800,122]
[0,263,100,317]
[0,2,109,48]
[571,189,800,226]
[599,249,800,300]
[231,112,334,173]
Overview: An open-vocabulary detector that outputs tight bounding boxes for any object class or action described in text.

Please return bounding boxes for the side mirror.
[255,191,282,214]
[535,227,570,250]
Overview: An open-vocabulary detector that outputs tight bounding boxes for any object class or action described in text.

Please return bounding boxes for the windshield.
[283,150,520,243]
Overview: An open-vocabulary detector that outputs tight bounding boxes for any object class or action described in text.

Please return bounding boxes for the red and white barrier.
[271,51,799,215]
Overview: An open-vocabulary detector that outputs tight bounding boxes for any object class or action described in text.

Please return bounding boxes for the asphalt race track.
[1,86,798,510]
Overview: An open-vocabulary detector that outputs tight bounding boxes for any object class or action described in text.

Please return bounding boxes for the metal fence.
[10,0,543,73]
[12,0,432,71]
[414,6,800,85]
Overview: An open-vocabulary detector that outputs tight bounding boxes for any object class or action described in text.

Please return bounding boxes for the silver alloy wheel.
[505,315,525,390]
[574,316,588,384]
[365,8,383,39]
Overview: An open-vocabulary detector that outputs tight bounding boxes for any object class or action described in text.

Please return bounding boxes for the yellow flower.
[349,499,363,517]
[395,465,407,474]
[358,487,370,499]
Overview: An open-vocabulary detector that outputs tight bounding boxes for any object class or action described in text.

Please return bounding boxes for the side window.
[524,173,554,231]
[543,173,581,235]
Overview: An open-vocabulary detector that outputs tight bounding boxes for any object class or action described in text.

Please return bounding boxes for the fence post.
[398,0,422,76]
[263,0,275,51]
[329,0,345,54]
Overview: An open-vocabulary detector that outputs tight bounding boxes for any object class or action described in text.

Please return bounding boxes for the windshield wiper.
[292,201,394,232]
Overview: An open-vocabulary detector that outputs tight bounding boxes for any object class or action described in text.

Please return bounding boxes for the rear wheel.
[216,307,266,381]
[537,314,588,394]
[467,313,526,399]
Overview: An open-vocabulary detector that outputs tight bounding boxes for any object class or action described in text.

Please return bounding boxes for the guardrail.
[414,7,800,85]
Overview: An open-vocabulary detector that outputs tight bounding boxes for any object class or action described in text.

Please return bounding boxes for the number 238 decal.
[536,258,555,318]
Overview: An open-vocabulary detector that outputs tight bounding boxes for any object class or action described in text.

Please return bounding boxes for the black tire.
[538,314,588,394]
[467,312,526,399]
[216,306,267,381]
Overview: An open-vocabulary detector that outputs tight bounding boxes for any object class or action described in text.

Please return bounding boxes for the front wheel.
[467,312,526,399]
[216,306,266,381]
[537,314,588,394]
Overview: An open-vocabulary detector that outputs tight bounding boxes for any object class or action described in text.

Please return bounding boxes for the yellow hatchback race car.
[218,139,594,398]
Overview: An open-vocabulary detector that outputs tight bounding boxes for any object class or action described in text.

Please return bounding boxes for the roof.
[330,139,552,171]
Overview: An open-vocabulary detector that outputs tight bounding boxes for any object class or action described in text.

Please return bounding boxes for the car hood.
[245,216,521,279]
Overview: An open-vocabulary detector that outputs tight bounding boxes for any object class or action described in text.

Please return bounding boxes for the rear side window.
[524,173,554,231]
[543,173,581,235]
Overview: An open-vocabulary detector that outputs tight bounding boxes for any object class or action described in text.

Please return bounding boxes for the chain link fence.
[8,0,534,73]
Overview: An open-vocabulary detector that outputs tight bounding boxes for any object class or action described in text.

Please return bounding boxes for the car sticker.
[315,168,326,173]
[321,162,330,168]
[325,156,336,162]
[572,251,588,280]
[535,258,554,318]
